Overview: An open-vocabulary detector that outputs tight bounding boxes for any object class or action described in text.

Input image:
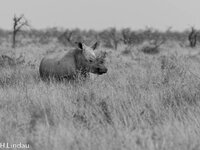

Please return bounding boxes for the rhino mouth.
[95,68,108,75]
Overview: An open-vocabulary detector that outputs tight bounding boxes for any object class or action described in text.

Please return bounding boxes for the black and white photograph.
[0,0,200,149]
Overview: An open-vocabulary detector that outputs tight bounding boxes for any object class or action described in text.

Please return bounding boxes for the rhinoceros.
[39,42,108,81]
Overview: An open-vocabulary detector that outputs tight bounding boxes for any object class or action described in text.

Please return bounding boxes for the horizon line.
[0,25,195,32]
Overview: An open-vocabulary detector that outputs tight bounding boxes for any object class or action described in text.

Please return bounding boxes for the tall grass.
[0,43,200,150]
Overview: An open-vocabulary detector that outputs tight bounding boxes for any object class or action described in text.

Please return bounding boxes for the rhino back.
[39,49,78,79]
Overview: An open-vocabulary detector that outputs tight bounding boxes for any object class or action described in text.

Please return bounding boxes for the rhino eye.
[89,59,93,63]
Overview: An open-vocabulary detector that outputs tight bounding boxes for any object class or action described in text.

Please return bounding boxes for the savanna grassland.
[0,28,200,150]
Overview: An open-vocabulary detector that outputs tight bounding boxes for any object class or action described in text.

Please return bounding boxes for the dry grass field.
[0,38,200,150]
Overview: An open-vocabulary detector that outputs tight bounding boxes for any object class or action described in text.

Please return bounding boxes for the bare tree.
[12,14,29,48]
[188,27,197,48]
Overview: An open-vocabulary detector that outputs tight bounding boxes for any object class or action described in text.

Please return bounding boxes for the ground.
[0,40,200,150]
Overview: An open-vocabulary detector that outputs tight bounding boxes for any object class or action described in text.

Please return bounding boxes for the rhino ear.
[91,42,99,50]
[77,42,83,50]
[77,42,87,51]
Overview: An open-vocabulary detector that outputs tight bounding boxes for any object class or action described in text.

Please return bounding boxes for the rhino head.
[76,42,108,75]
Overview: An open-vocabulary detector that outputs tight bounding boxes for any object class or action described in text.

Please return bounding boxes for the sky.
[0,0,199,31]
